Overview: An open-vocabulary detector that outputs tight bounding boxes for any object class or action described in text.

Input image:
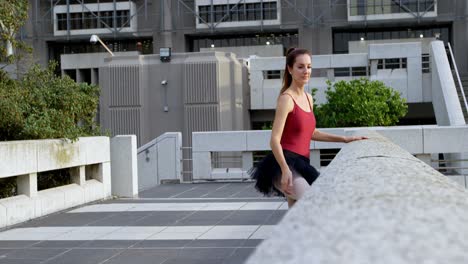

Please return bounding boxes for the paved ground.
[0,182,286,264]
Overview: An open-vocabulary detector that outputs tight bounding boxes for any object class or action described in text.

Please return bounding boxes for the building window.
[349,0,435,16]
[422,54,430,73]
[263,2,277,20]
[53,2,136,36]
[352,67,368,76]
[198,1,277,24]
[263,70,282,79]
[56,10,131,30]
[334,67,368,77]
[377,58,407,69]
[334,67,350,77]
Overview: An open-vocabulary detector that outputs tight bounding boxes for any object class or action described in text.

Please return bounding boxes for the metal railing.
[447,42,468,116]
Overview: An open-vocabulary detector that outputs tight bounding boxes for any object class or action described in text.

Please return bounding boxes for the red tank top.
[280,92,316,158]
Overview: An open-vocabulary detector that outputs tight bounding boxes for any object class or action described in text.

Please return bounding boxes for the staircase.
[453,73,468,123]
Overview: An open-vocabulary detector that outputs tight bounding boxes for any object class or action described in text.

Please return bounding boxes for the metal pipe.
[113,0,117,36]
[210,0,214,32]
[66,0,70,39]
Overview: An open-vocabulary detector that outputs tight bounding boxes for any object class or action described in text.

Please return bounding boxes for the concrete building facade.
[22,0,468,131]
[26,1,468,72]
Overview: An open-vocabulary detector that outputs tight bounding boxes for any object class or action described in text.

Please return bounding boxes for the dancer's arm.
[312,129,367,143]
[270,94,294,196]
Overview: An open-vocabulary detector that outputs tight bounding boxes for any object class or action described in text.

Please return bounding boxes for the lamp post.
[89,34,114,56]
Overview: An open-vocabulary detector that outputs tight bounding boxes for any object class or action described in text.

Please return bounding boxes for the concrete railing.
[430,41,466,126]
[0,137,111,228]
[246,131,468,264]
[137,132,182,190]
[192,125,468,184]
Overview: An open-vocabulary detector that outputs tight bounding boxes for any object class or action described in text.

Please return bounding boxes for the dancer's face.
[288,54,311,86]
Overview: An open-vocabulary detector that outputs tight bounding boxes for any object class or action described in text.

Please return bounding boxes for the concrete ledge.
[246,131,468,264]
[192,126,468,181]
[0,137,110,179]
[0,137,111,229]
[0,181,107,229]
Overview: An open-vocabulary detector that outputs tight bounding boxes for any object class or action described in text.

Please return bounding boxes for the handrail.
[137,133,180,155]
[447,42,468,115]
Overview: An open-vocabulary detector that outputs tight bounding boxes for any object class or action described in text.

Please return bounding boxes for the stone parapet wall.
[246,131,468,264]
[0,137,111,229]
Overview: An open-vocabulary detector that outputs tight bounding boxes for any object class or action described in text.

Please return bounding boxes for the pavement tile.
[185,239,247,248]
[3,248,67,260]
[104,248,179,264]
[0,232,61,241]
[160,257,221,264]
[0,258,40,264]
[202,184,252,198]
[85,212,151,226]
[132,240,192,248]
[178,248,236,259]
[133,212,193,226]
[78,240,139,249]
[249,226,275,239]
[222,247,256,264]
[242,239,264,247]
[42,248,123,264]
[20,212,115,227]
[198,226,259,240]
[147,232,202,240]
[218,210,276,225]
[0,241,39,249]
[102,252,168,264]
[172,211,233,226]
[263,210,286,225]
[32,241,85,248]
[97,233,153,240]
[161,226,212,233]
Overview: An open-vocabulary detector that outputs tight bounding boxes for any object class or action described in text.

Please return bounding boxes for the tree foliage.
[0,62,101,141]
[315,79,408,127]
[0,0,30,64]
[0,63,102,198]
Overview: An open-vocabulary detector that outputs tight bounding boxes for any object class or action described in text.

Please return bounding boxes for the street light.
[89,34,114,56]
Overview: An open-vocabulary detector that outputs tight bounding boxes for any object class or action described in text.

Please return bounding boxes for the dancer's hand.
[344,136,368,143]
[281,169,293,196]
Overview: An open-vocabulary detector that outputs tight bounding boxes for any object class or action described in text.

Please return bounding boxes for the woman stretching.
[250,48,367,208]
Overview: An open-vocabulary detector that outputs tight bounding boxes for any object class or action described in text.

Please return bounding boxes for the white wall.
[137,132,182,190]
[249,42,424,109]
[201,45,283,59]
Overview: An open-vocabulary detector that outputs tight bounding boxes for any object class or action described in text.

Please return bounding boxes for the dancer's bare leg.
[287,176,309,208]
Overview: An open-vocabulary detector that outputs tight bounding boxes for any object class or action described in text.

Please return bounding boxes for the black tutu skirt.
[249,149,320,197]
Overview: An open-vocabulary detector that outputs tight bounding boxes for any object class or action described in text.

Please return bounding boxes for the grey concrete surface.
[0,182,284,264]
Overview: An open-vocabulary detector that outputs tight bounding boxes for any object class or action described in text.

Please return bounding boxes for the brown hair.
[280,47,312,94]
